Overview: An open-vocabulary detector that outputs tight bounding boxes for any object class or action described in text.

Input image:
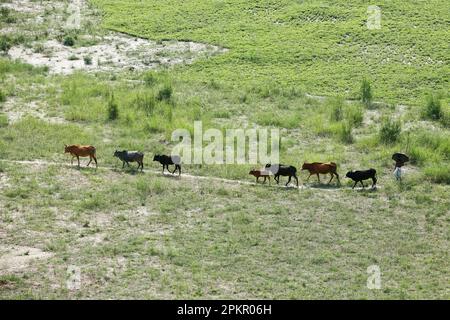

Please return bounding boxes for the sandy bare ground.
[0,245,53,274]
[8,36,227,75]
[4,0,228,74]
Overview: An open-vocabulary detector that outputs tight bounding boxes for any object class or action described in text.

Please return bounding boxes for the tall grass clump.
[134,92,156,115]
[0,35,12,53]
[345,104,363,127]
[422,93,442,121]
[379,117,401,144]
[338,121,354,144]
[107,93,119,120]
[329,97,344,122]
[360,78,372,108]
[157,82,173,102]
[0,89,6,102]
[63,36,75,47]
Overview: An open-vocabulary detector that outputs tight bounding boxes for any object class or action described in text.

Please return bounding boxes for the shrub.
[422,94,442,121]
[0,89,6,103]
[0,35,12,53]
[83,56,92,65]
[379,117,401,144]
[107,94,119,120]
[338,121,353,144]
[63,36,75,47]
[329,97,344,122]
[157,82,173,101]
[360,78,372,108]
[345,104,363,127]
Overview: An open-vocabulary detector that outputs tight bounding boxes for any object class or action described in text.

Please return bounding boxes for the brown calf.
[301,162,340,185]
[64,144,97,168]
[249,169,272,184]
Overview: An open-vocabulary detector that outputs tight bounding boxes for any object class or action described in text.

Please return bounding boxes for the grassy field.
[91,0,449,104]
[0,0,449,299]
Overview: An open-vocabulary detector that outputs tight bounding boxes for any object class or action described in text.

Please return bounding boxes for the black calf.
[265,164,298,187]
[345,168,377,189]
[153,154,181,175]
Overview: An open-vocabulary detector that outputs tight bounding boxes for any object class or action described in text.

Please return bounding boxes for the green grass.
[0,0,448,300]
[91,0,449,105]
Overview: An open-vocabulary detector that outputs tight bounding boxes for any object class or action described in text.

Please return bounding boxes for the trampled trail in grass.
[0,158,379,191]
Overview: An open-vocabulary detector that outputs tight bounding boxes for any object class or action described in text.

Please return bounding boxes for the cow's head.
[153,155,160,161]
[64,144,69,153]
[301,163,309,170]
[345,171,354,179]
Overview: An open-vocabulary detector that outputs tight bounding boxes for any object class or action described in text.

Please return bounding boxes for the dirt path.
[0,158,379,192]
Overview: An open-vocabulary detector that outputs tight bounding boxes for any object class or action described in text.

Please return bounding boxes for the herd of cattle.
[64,144,410,189]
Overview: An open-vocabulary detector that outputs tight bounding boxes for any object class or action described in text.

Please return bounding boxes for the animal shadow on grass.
[307,182,340,190]
[112,167,143,175]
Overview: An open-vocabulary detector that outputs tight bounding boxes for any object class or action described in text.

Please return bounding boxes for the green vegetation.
[360,78,372,108]
[63,36,75,47]
[379,117,402,144]
[92,0,449,104]
[0,0,448,300]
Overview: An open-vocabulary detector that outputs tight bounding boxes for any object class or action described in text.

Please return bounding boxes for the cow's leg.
[328,173,333,184]
[87,157,92,167]
[275,175,280,184]
[360,181,365,188]
[93,156,98,168]
[77,156,80,168]
[352,181,357,189]
[317,173,321,183]
[286,175,292,186]
[256,176,259,183]
[294,174,299,187]
[335,173,340,185]
[306,174,311,182]
[70,155,74,166]
[372,177,377,188]
[122,161,125,168]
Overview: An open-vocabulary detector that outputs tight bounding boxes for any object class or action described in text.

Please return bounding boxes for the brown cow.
[249,169,272,184]
[301,162,340,185]
[64,144,97,168]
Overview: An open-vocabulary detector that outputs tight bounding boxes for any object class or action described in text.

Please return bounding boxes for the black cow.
[153,154,181,175]
[265,163,298,187]
[345,169,377,189]
[114,150,144,171]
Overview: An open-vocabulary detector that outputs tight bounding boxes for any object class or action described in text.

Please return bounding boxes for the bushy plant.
[63,36,75,47]
[83,56,92,65]
[379,117,401,144]
[157,82,173,101]
[360,78,372,108]
[422,94,442,121]
[0,35,12,53]
[107,94,119,120]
